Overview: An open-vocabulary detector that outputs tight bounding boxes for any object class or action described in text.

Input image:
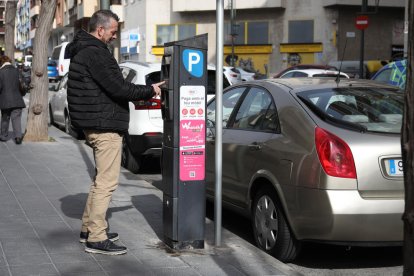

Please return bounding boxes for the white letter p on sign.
[188,52,201,72]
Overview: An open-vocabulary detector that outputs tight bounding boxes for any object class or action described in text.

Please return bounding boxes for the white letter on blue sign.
[188,52,201,72]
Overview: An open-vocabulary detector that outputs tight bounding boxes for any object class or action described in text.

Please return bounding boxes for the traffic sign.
[355,15,369,30]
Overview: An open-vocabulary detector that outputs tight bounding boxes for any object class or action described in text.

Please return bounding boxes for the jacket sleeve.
[87,49,155,102]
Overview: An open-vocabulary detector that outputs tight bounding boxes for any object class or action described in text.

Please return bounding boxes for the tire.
[252,187,301,262]
[48,105,54,126]
[64,113,83,139]
[121,137,141,173]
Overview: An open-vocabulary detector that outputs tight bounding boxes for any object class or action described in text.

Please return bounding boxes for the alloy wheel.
[254,194,278,250]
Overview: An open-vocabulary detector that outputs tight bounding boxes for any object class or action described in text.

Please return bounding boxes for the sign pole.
[359,0,368,78]
[215,0,224,247]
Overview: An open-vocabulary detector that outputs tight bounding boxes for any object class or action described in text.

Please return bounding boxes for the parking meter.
[161,34,208,249]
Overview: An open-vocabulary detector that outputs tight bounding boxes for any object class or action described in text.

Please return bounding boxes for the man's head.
[0,55,12,67]
[89,10,119,44]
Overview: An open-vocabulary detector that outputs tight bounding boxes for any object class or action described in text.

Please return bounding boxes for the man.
[65,10,163,255]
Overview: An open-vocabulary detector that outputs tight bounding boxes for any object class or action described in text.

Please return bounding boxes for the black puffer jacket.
[0,64,26,110]
[65,30,155,132]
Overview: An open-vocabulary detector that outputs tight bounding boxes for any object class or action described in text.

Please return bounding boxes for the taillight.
[315,127,356,179]
[134,99,161,110]
[230,73,238,78]
[60,64,63,72]
[144,132,162,137]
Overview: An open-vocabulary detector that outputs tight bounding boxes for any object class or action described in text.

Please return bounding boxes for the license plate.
[389,159,403,176]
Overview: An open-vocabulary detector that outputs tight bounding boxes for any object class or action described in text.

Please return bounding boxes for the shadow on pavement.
[131,194,163,240]
[291,242,403,269]
[59,193,133,222]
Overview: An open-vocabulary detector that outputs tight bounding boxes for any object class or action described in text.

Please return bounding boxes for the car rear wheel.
[48,105,54,126]
[121,137,141,173]
[252,187,300,262]
[64,113,83,139]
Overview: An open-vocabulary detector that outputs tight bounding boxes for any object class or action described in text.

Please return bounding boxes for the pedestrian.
[65,10,164,255]
[0,55,26,144]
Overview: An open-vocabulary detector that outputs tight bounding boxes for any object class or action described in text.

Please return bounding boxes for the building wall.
[49,0,405,76]
[337,6,405,61]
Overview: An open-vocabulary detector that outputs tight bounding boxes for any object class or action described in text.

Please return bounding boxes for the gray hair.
[89,10,119,32]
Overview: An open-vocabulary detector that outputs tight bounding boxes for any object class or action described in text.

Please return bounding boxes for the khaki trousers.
[81,130,123,242]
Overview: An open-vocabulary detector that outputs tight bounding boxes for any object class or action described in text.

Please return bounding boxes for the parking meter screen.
[179,86,206,181]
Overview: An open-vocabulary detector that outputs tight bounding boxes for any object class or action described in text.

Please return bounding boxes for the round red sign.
[355,15,369,30]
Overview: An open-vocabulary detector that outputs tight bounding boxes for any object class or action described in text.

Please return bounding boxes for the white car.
[223,66,242,84]
[119,61,233,172]
[279,69,350,79]
[119,61,164,173]
[235,67,257,81]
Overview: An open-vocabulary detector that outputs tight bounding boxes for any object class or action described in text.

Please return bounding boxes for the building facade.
[44,0,405,75]
[118,0,405,75]
[15,0,41,55]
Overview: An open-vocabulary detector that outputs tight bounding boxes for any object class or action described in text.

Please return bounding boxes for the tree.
[24,0,57,142]
[4,0,17,60]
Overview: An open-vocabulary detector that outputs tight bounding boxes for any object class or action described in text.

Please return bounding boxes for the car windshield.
[297,87,404,134]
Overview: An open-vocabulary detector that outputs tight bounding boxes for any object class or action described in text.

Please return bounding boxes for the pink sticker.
[179,86,206,181]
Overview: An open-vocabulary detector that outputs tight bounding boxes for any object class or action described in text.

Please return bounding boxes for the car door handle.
[249,142,262,151]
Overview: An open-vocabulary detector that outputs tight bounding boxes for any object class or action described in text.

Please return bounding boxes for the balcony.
[78,0,98,19]
[0,27,5,34]
[322,0,404,7]
[172,0,285,12]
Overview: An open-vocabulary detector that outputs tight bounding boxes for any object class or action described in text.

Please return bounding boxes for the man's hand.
[152,81,165,98]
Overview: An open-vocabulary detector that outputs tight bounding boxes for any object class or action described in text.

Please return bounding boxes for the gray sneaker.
[85,239,127,255]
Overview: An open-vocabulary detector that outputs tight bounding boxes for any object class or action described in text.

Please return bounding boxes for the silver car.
[206,78,404,262]
[49,73,82,138]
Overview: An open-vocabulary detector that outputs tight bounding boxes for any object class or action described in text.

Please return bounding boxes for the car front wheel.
[252,187,301,262]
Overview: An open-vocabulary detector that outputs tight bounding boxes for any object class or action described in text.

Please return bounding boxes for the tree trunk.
[4,0,17,61]
[403,1,414,275]
[24,0,57,142]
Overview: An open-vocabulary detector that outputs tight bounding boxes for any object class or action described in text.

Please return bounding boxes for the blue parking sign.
[183,49,203,78]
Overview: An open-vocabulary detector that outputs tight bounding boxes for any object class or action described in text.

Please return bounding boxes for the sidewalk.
[0,111,301,275]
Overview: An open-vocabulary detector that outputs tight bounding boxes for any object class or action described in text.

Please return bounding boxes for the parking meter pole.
[215,0,224,247]
[161,34,208,250]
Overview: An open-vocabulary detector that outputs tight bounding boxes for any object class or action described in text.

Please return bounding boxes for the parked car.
[49,74,83,138]
[329,60,387,79]
[223,66,242,84]
[205,78,404,262]
[47,59,59,82]
[273,64,338,78]
[24,55,32,67]
[235,67,257,81]
[278,69,350,79]
[371,59,406,89]
[119,61,232,173]
[51,42,70,77]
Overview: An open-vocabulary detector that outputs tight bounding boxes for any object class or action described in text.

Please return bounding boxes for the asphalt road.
[138,165,404,275]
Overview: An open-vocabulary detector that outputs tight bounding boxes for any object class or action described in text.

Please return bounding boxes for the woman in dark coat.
[0,55,26,144]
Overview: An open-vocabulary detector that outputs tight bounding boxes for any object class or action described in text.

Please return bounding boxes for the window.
[298,87,404,134]
[288,20,314,43]
[248,22,269,44]
[232,87,277,131]
[373,68,392,83]
[156,24,196,45]
[224,21,268,45]
[120,67,137,83]
[207,87,246,127]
